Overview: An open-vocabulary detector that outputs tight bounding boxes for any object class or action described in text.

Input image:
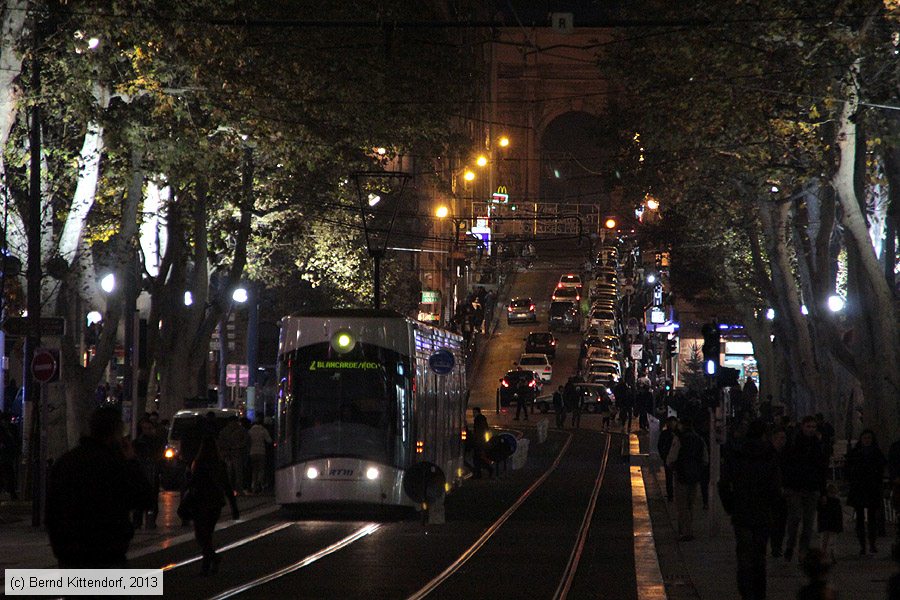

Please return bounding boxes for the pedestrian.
[782,415,828,563]
[185,436,240,575]
[552,386,566,428]
[569,384,583,429]
[598,387,613,432]
[817,482,843,563]
[218,415,250,495]
[815,413,836,462]
[472,408,492,479]
[667,418,708,542]
[770,428,790,558]
[46,405,155,567]
[0,412,18,500]
[513,376,530,421]
[132,417,164,529]
[248,417,272,493]
[657,416,678,502]
[719,420,782,600]
[846,428,886,555]
[615,380,633,432]
[636,384,653,431]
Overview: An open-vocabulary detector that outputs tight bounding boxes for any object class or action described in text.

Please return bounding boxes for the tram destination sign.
[4,316,66,337]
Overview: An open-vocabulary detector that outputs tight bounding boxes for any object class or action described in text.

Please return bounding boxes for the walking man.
[782,415,828,562]
[47,406,155,567]
[667,419,708,542]
[218,415,251,495]
[248,417,273,494]
[657,416,678,502]
[720,420,782,600]
[552,386,566,428]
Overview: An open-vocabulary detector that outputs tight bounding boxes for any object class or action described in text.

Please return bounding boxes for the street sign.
[626,317,640,336]
[630,344,643,360]
[4,316,66,337]
[31,348,60,383]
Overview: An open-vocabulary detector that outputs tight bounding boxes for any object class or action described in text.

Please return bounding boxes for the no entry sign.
[32,349,60,384]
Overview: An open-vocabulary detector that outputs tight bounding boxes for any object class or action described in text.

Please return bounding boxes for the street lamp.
[354,171,411,309]
[100,273,116,294]
[827,295,845,312]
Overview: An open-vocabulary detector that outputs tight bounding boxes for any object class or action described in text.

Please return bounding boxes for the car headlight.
[163,447,176,460]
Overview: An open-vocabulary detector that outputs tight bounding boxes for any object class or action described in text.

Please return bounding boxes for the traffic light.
[667,338,678,355]
[701,322,720,375]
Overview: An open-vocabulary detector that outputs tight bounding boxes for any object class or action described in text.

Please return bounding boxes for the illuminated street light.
[435,205,449,219]
[827,295,845,312]
[766,308,775,320]
[100,273,115,294]
[646,197,659,210]
[232,287,249,303]
[801,304,809,315]
[87,37,100,49]
[646,274,657,284]
[184,291,194,306]
[604,217,617,229]
[498,136,510,148]
[463,169,476,182]
[367,193,381,207]
[86,311,102,326]
[476,155,488,167]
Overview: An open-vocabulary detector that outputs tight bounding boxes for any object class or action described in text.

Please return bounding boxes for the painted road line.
[632,464,667,600]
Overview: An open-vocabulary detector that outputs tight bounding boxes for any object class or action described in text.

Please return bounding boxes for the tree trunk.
[832,63,900,445]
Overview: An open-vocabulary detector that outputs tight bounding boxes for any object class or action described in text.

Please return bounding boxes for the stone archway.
[489,26,620,237]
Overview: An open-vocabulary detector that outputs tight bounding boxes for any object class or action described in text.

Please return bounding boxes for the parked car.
[548,300,580,332]
[588,308,617,330]
[524,331,557,358]
[160,408,242,490]
[498,369,542,406]
[507,296,537,324]
[551,286,581,302]
[518,353,553,383]
[575,383,616,413]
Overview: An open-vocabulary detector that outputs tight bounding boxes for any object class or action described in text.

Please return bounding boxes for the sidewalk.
[638,434,898,599]
[0,491,274,575]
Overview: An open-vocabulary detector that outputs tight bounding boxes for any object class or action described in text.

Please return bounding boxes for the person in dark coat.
[719,420,782,600]
[132,418,165,529]
[846,429,887,555]
[769,428,790,558]
[188,436,240,575]
[782,415,828,563]
[552,386,566,429]
[667,419,708,542]
[46,406,155,568]
[0,412,18,500]
[472,408,492,479]
[514,376,531,421]
[657,416,678,502]
[614,380,633,432]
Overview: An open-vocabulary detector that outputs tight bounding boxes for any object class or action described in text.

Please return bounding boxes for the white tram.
[274,309,468,507]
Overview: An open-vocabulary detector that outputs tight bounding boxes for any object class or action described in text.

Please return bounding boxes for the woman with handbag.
[187,436,240,575]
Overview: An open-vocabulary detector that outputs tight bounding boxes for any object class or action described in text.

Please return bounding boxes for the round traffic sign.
[32,350,58,383]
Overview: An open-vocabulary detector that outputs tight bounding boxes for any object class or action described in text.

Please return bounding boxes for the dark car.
[507,297,537,324]
[548,300,580,332]
[498,369,541,406]
[524,331,557,358]
[160,408,241,490]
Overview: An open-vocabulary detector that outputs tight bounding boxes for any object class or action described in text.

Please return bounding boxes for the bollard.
[536,418,549,444]
[427,494,446,525]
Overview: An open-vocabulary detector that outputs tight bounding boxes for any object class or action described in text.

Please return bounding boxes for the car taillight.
[508,306,514,311]
[501,380,510,387]
[544,366,551,371]
[530,305,535,311]
[557,283,564,288]
[551,340,556,345]
[528,380,536,387]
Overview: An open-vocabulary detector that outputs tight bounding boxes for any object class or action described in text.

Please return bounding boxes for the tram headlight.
[331,330,356,354]
[306,467,320,479]
[365,467,380,480]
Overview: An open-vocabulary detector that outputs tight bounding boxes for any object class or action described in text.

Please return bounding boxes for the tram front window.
[283,343,407,466]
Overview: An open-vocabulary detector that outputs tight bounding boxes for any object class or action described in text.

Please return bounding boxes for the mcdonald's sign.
[491,185,509,204]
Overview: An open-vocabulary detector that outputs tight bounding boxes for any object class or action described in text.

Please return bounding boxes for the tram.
[274,309,468,508]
